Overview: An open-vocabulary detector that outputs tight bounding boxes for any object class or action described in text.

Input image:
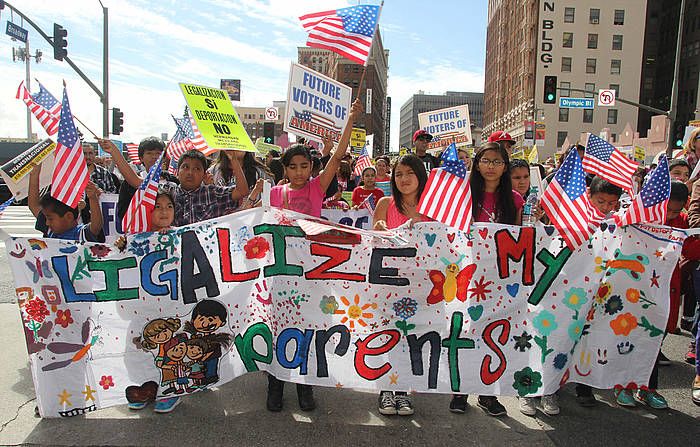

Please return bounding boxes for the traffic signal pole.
[4,1,110,138]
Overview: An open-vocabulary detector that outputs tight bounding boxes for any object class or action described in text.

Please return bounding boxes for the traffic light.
[53,23,68,61]
[263,122,275,144]
[112,108,124,135]
[543,75,558,104]
[675,124,685,148]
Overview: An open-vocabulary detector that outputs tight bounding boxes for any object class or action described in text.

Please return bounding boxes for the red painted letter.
[354,330,401,380]
[480,319,510,385]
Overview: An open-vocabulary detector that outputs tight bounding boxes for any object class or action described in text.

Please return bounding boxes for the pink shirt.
[386,198,432,229]
[474,190,525,223]
[270,176,324,218]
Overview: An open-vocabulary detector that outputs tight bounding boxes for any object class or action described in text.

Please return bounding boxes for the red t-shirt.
[474,190,525,223]
[352,187,384,207]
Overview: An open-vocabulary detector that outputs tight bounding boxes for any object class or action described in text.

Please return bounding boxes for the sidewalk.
[1,302,698,446]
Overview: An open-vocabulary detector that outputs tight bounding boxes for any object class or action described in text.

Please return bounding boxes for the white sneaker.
[519,397,537,416]
[541,394,560,415]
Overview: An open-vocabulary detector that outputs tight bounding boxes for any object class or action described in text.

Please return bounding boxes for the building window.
[560,81,571,97]
[557,132,568,148]
[562,57,572,72]
[611,59,621,74]
[612,35,623,50]
[588,33,598,49]
[564,7,575,23]
[607,109,618,124]
[583,109,594,123]
[586,58,597,73]
[614,9,625,25]
[590,8,600,24]
[585,83,595,98]
[559,108,569,122]
[609,84,620,96]
[563,32,574,48]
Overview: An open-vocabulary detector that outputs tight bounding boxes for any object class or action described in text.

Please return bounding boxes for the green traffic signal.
[676,139,684,147]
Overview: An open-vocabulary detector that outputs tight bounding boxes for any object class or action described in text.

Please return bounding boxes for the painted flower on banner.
[99,375,114,390]
[393,297,418,320]
[24,297,50,323]
[562,287,588,312]
[533,310,558,337]
[512,331,533,352]
[244,237,270,259]
[595,282,613,304]
[610,312,638,336]
[55,309,74,328]
[512,367,543,397]
[320,295,339,315]
[553,353,568,370]
[89,244,111,258]
[604,295,624,315]
[625,288,640,303]
[567,319,585,341]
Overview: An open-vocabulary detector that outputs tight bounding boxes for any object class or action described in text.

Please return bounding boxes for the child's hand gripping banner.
[5,207,683,417]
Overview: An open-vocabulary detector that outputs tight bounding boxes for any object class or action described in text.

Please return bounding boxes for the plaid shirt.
[90,164,119,193]
[172,183,240,226]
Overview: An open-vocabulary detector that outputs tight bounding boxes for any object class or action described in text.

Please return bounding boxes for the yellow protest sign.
[634,146,646,164]
[399,146,408,156]
[179,83,255,152]
[528,145,539,164]
[255,138,282,156]
[350,128,366,148]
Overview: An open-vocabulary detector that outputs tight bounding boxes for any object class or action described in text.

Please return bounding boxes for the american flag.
[614,155,671,226]
[51,86,88,209]
[417,143,472,231]
[126,143,140,165]
[358,193,376,215]
[582,134,637,192]
[353,145,373,176]
[16,81,61,135]
[299,4,381,65]
[168,109,213,161]
[0,197,14,216]
[123,152,164,234]
[294,110,340,130]
[541,149,605,250]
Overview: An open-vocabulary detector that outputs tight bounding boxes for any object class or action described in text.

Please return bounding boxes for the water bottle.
[522,186,539,227]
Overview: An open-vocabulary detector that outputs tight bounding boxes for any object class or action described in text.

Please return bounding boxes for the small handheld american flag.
[417,143,472,231]
[359,193,377,215]
[16,81,61,136]
[299,4,381,66]
[541,148,605,250]
[353,145,373,177]
[614,155,671,226]
[582,134,637,193]
[123,153,164,234]
[51,85,89,209]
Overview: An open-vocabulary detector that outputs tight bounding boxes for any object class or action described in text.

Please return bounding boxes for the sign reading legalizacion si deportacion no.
[180,83,255,152]
[284,63,352,144]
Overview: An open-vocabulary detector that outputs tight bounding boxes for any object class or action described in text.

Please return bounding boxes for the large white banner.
[284,63,352,144]
[6,207,681,417]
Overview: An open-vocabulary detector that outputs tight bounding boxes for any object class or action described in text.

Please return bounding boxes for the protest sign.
[179,83,255,152]
[633,146,646,165]
[321,208,372,229]
[284,63,352,144]
[254,138,282,157]
[350,128,366,149]
[6,206,680,417]
[0,139,55,200]
[418,105,472,150]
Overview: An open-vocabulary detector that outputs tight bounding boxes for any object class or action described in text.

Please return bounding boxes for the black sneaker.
[449,394,469,413]
[378,391,397,415]
[394,394,414,416]
[657,352,671,366]
[477,396,506,417]
[296,384,316,411]
[266,375,284,412]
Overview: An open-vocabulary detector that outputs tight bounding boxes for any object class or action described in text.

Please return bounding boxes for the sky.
[0,0,486,151]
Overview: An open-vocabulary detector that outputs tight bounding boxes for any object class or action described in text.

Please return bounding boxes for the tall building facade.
[484,1,647,157]
[297,30,389,155]
[398,91,484,149]
[638,0,700,146]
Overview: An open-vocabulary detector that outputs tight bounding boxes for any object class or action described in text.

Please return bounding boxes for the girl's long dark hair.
[469,142,517,224]
[391,154,428,214]
[213,151,272,188]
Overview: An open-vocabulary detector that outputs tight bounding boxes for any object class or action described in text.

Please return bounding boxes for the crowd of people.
[20,100,700,417]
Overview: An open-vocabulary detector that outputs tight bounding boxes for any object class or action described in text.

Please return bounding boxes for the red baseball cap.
[413,129,433,143]
[488,131,516,145]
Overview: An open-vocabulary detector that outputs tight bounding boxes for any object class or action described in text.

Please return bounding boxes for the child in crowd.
[27,163,104,242]
[266,99,362,412]
[669,159,691,184]
[209,150,273,188]
[374,155,392,197]
[373,154,430,416]
[457,147,472,171]
[352,166,384,209]
[458,142,522,417]
[510,159,531,200]
[336,160,356,193]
